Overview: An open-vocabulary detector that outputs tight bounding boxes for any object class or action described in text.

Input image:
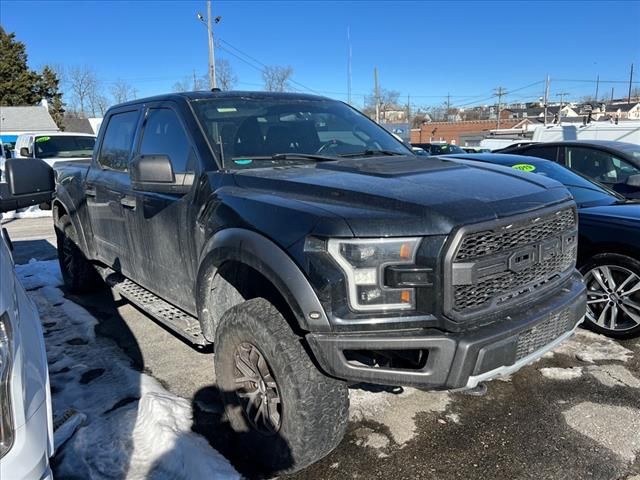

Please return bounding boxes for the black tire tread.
[215,297,349,474]
[55,214,102,293]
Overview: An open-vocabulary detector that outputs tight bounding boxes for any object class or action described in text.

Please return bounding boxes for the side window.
[139,108,194,173]
[98,111,139,171]
[564,147,635,183]
[524,145,557,161]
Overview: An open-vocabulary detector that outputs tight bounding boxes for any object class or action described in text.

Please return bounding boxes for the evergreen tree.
[0,27,66,129]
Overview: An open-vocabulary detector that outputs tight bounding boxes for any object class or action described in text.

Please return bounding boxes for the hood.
[232,155,572,237]
[579,203,640,225]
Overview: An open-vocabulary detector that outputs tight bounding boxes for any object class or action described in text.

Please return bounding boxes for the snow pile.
[1,205,52,221]
[18,262,239,480]
[551,329,633,363]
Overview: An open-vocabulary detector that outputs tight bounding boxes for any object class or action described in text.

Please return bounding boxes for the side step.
[100,268,208,346]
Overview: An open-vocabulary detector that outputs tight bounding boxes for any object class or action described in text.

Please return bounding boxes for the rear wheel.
[215,297,349,474]
[55,214,102,293]
[580,253,640,339]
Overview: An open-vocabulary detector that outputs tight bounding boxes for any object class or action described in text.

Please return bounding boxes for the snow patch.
[1,205,52,220]
[552,329,633,363]
[564,402,640,463]
[17,261,239,480]
[587,365,640,389]
[15,259,63,290]
[349,387,450,446]
[539,367,584,380]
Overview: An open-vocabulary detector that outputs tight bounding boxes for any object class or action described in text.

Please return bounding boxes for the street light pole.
[207,1,216,89]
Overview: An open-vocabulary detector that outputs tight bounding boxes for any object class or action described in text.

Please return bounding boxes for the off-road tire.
[215,297,349,474]
[579,253,640,339]
[55,214,102,293]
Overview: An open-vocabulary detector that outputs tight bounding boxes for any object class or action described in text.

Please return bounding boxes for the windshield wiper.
[270,153,338,162]
[338,149,405,158]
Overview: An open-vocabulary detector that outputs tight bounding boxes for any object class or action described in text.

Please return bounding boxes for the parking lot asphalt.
[5,216,640,480]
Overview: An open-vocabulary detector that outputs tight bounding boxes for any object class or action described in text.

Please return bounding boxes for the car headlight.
[0,311,14,458]
[326,237,424,312]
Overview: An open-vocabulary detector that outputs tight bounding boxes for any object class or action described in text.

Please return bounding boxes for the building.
[410,119,524,146]
[605,103,640,120]
[0,104,59,143]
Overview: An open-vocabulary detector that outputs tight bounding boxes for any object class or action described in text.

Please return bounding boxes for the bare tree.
[87,75,108,117]
[110,79,137,104]
[68,65,95,115]
[216,58,237,91]
[363,88,401,119]
[173,73,207,92]
[262,65,293,92]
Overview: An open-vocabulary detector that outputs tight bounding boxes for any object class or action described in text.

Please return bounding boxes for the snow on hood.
[17,261,239,480]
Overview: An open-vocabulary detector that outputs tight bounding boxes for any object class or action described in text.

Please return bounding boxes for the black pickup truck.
[12,91,585,472]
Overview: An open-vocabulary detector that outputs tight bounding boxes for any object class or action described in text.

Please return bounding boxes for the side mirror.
[130,154,191,194]
[626,174,640,187]
[0,158,55,213]
[19,147,30,157]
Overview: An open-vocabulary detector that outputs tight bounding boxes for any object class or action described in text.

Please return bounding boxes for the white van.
[15,132,96,167]
[532,121,640,144]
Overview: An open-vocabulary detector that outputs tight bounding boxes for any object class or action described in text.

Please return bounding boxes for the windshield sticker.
[512,163,536,172]
[36,136,51,143]
[217,107,237,113]
[233,159,253,165]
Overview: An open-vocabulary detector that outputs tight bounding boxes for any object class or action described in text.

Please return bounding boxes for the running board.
[99,268,208,346]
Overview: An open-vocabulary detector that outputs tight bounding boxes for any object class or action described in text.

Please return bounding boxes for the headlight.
[0,311,14,458]
[327,238,422,312]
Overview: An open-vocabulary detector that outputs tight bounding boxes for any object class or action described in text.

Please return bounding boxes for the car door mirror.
[130,154,191,194]
[626,174,640,187]
[0,158,55,213]
[19,147,30,157]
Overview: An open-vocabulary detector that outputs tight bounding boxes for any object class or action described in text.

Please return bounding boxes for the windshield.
[34,135,95,159]
[507,158,624,207]
[191,97,412,169]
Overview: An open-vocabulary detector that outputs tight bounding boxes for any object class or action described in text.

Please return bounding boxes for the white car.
[15,132,96,167]
[0,158,55,479]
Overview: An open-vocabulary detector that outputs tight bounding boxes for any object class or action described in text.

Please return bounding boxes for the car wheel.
[214,297,349,474]
[580,253,640,339]
[55,214,103,293]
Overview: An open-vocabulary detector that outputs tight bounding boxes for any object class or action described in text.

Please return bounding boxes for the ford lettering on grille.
[446,206,578,320]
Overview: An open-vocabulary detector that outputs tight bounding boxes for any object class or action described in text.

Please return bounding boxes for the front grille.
[456,208,576,260]
[447,206,577,319]
[515,307,575,361]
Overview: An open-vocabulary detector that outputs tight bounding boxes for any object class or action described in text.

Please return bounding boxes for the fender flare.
[196,228,331,341]
[52,194,90,254]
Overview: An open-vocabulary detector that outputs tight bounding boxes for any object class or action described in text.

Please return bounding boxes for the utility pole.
[446,93,451,122]
[193,70,198,90]
[628,63,634,105]
[611,87,614,103]
[374,67,380,123]
[543,75,550,126]
[556,92,569,124]
[407,94,411,129]
[207,0,216,89]
[594,74,600,102]
[347,26,352,105]
[494,87,507,130]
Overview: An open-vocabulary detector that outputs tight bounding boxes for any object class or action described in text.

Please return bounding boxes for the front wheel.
[580,253,640,339]
[214,298,349,474]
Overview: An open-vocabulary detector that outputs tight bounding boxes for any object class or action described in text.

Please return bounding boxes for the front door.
[85,108,140,271]
[126,103,200,312]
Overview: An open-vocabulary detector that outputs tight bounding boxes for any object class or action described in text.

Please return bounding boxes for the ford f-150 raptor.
[35,91,585,473]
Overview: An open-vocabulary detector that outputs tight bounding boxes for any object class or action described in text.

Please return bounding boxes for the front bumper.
[306,271,586,390]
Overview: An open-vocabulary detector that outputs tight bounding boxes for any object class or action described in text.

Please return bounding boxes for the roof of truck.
[115,90,331,108]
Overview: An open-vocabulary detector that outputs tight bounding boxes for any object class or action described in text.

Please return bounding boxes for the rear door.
[85,108,141,272]
[126,102,200,311]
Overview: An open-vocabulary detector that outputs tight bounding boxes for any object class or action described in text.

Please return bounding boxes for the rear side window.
[98,110,139,171]
[523,145,557,161]
[139,108,194,173]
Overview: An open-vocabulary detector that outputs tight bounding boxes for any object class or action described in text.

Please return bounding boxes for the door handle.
[120,196,137,209]
[84,186,97,197]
